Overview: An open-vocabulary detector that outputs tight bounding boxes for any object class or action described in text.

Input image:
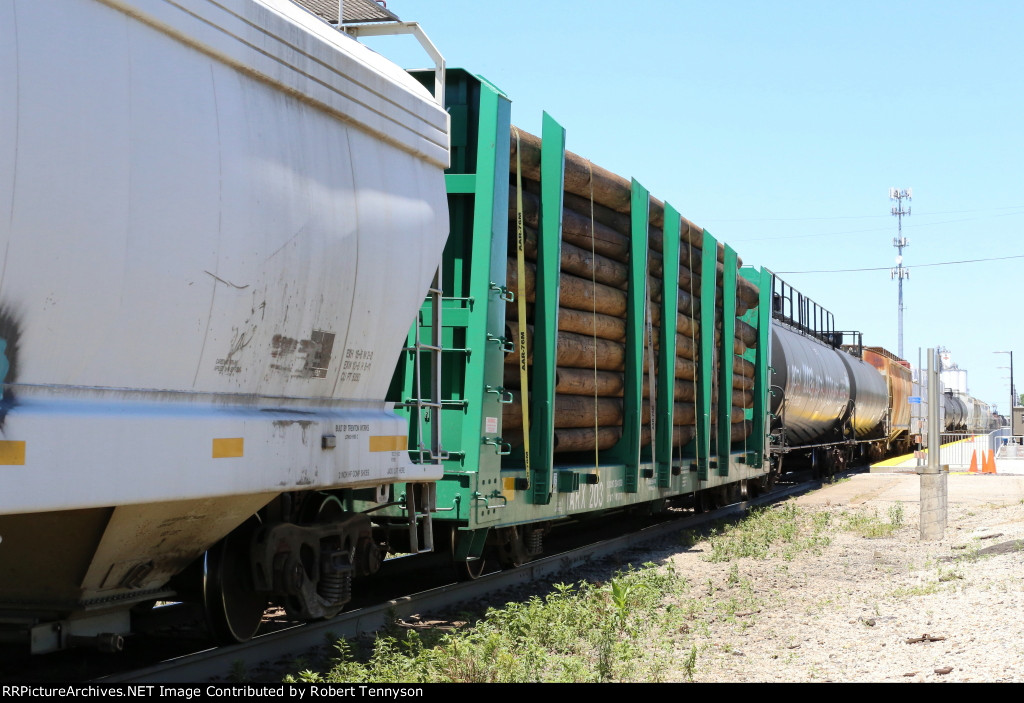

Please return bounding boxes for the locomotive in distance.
[0,0,998,653]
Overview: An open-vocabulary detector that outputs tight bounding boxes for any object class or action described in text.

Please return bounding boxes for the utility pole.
[995,350,1015,413]
[889,187,912,359]
[919,347,947,541]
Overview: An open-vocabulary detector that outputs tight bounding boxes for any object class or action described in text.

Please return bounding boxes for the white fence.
[939,429,1024,470]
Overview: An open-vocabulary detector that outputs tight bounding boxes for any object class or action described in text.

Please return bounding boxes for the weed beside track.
[282,497,916,683]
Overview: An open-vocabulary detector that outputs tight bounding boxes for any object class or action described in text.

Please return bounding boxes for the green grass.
[285,502,837,683]
[841,507,902,538]
[889,582,944,598]
[281,498,944,683]
[285,566,689,683]
[703,501,832,562]
[936,565,963,582]
[888,561,965,599]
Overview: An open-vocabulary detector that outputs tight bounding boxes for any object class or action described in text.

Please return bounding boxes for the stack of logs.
[502,128,760,456]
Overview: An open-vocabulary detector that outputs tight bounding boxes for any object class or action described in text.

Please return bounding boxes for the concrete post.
[918,347,947,540]
[919,468,948,539]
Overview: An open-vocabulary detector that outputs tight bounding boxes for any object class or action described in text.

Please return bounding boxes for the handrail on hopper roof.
[343,21,446,109]
[289,1,447,109]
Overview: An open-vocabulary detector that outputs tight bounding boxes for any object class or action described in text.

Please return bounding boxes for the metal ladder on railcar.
[395,270,450,553]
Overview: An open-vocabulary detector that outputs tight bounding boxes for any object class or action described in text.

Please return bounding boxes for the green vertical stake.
[656,205,681,487]
[528,112,565,505]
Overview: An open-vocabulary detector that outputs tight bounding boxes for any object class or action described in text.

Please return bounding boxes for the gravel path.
[649,474,1024,683]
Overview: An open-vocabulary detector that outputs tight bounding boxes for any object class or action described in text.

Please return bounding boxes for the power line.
[730,209,1024,242]
[705,203,1024,224]
[775,253,1024,274]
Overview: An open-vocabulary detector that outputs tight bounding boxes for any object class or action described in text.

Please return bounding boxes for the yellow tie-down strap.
[513,127,531,481]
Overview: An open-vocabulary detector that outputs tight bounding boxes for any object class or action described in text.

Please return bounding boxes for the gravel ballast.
[253,472,1024,684]
[650,473,1024,683]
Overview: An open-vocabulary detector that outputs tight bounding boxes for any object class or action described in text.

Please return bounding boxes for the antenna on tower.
[889,187,912,359]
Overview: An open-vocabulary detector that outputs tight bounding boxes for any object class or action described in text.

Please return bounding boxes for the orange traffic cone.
[983,450,997,474]
[969,450,979,473]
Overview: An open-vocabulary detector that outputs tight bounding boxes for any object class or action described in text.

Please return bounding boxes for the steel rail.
[98,480,816,683]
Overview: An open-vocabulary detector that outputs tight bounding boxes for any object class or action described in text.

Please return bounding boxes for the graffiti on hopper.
[215,299,265,376]
[0,305,21,429]
[269,330,335,378]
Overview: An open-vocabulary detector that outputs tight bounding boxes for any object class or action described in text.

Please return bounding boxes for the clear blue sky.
[365,1,1024,413]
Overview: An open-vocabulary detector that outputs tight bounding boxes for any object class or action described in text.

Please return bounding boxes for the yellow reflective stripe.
[212,438,244,458]
[369,435,407,452]
[0,440,26,465]
[501,476,518,503]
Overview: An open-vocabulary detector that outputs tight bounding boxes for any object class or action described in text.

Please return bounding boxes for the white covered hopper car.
[0,0,448,652]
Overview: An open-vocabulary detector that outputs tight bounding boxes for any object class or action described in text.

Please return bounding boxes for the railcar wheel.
[449,525,487,581]
[753,475,771,498]
[307,493,345,522]
[765,455,782,490]
[752,478,764,498]
[810,449,823,480]
[868,442,885,463]
[723,484,739,505]
[495,526,530,569]
[694,489,717,513]
[741,479,762,500]
[203,518,267,644]
[823,450,837,480]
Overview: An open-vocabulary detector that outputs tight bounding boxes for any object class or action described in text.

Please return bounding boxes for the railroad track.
[95,477,822,684]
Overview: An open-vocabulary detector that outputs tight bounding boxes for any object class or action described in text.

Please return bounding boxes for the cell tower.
[889,187,912,359]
